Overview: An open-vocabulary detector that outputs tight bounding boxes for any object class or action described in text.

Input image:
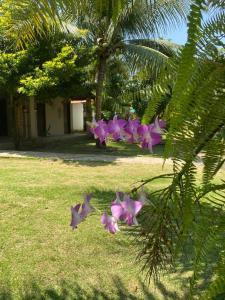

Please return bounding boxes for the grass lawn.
[0,158,223,299]
[30,134,164,157]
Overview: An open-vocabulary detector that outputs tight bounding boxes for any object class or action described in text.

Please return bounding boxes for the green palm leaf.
[123,42,170,74]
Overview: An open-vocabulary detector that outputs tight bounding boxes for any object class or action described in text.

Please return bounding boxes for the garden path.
[0,150,206,166]
[0,150,169,164]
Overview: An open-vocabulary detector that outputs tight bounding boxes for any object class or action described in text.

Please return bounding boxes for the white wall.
[45,98,64,135]
[70,103,84,131]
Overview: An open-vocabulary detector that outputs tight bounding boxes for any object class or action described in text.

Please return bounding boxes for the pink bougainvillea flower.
[108,115,127,141]
[137,124,162,152]
[80,193,93,220]
[101,213,119,234]
[124,119,140,143]
[121,195,143,226]
[70,204,82,229]
[93,120,109,144]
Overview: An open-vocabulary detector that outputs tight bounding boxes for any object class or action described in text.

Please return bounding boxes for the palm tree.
[1,0,188,122]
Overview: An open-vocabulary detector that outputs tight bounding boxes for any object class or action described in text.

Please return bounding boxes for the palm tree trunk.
[95,56,107,121]
[95,56,107,148]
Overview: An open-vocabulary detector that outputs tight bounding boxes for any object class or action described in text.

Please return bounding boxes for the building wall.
[45,98,64,135]
[14,97,85,138]
[1,97,69,140]
[70,102,84,131]
[29,97,38,138]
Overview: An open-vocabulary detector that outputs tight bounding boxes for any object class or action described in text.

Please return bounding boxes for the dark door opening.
[37,103,46,136]
[64,103,71,134]
[0,98,8,136]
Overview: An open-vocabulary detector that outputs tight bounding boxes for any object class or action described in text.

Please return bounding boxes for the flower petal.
[111,202,124,220]
[70,204,82,229]
[132,200,143,215]
[101,213,119,234]
[80,193,93,220]
[101,212,108,225]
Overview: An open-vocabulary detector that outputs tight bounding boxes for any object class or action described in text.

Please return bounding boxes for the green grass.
[0,157,191,300]
[1,158,223,299]
[30,134,164,157]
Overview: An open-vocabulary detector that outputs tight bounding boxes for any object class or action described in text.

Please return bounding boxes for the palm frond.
[1,0,189,48]
[142,59,177,123]
[200,250,225,299]
[137,1,225,297]
[123,42,170,75]
[128,38,180,56]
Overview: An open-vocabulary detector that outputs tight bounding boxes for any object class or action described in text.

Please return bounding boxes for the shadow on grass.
[24,134,164,158]
[0,134,165,167]
[70,188,224,296]
[62,159,118,168]
[90,188,118,210]
[0,276,182,300]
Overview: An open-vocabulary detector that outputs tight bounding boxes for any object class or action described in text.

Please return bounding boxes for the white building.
[0,97,88,139]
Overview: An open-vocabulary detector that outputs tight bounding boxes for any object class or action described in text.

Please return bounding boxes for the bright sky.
[163,23,188,45]
[164,9,219,46]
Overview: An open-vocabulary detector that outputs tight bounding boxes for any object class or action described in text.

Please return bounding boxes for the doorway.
[0,98,8,136]
[37,103,46,136]
[64,102,71,134]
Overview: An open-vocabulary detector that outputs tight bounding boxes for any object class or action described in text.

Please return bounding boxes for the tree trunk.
[95,56,107,148]
[10,94,21,150]
[7,94,14,138]
[95,56,107,121]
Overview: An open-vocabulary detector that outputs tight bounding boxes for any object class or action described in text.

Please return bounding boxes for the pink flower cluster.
[90,116,166,152]
[70,191,147,234]
[102,192,145,234]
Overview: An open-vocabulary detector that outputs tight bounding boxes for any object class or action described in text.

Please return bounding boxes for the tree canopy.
[0,0,188,121]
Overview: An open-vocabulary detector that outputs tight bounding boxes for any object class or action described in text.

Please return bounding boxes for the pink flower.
[90,115,165,152]
[121,195,143,226]
[111,192,125,221]
[93,120,109,144]
[124,119,140,143]
[111,192,143,226]
[151,117,166,135]
[137,124,162,152]
[101,213,119,234]
[70,204,82,229]
[71,192,145,233]
[70,194,93,229]
[108,115,127,141]
[80,193,93,220]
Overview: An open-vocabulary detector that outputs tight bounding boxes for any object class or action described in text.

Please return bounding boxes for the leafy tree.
[0,32,93,147]
[18,45,93,101]
[19,46,78,96]
[102,57,130,118]
[122,74,154,119]
[0,50,34,146]
[102,60,165,120]
[0,0,188,123]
